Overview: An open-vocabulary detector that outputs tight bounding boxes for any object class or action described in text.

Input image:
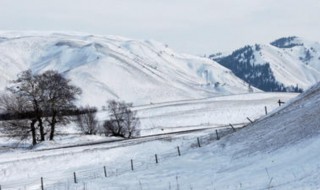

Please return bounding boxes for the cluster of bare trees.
[75,106,98,135]
[0,70,141,147]
[75,101,140,138]
[0,70,81,145]
[103,100,140,138]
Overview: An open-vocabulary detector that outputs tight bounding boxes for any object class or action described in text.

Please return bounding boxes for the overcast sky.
[0,0,319,54]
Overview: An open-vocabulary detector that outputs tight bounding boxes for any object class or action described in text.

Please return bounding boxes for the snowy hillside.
[211,36,320,92]
[0,82,317,189]
[0,32,253,106]
[0,92,298,189]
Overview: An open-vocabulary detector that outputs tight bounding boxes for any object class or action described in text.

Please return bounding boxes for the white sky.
[0,0,319,54]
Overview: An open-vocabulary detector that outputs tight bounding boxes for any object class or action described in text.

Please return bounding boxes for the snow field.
[0,92,298,189]
[135,92,297,135]
[61,83,320,190]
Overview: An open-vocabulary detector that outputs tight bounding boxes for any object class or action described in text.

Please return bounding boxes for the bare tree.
[1,70,82,145]
[75,106,98,135]
[37,70,82,140]
[103,100,140,138]
[0,93,37,145]
[7,70,46,141]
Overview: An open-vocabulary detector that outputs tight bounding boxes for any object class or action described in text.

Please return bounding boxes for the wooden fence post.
[278,99,285,106]
[104,166,107,177]
[215,130,220,140]
[41,177,44,190]
[131,159,134,171]
[265,106,268,115]
[177,146,181,156]
[155,154,159,164]
[229,124,236,132]
[247,117,253,124]
[74,172,77,183]
[197,137,201,147]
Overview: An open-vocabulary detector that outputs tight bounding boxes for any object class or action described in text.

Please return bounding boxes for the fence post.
[177,146,181,156]
[104,166,107,177]
[247,117,253,124]
[74,172,77,183]
[265,106,268,115]
[41,177,44,190]
[215,130,220,140]
[197,137,201,147]
[131,159,134,171]
[229,124,236,132]
[155,154,159,164]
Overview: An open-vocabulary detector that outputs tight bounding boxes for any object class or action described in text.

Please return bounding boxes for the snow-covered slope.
[225,81,320,154]
[0,32,253,106]
[80,82,320,189]
[211,36,320,92]
[0,92,298,189]
[204,82,320,189]
[0,83,316,189]
[70,82,320,189]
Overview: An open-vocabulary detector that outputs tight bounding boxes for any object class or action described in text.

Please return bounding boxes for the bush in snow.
[75,106,98,135]
[103,100,140,138]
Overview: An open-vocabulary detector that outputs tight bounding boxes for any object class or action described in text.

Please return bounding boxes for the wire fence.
[1,124,306,190]
[0,103,297,190]
[1,126,239,190]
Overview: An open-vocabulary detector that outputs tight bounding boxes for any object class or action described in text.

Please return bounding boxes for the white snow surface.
[0,91,305,190]
[0,32,319,189]
[0,32,254,106]
[52,83,320,189]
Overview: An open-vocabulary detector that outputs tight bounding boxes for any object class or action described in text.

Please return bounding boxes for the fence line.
[1,126,240,190]
[1,102,299,190]
[1,114,260,190]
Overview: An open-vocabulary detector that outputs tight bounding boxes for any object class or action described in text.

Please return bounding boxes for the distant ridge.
[211,36,320,92]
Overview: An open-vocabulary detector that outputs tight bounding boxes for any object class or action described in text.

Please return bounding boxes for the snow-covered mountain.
[0,32,254,106]
[211,36,320,92]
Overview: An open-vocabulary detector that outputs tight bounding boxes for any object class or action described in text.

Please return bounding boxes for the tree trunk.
[38,117,45,141]
[49,112,57,140]
[30,119,37,146]
[34,100,45,141]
